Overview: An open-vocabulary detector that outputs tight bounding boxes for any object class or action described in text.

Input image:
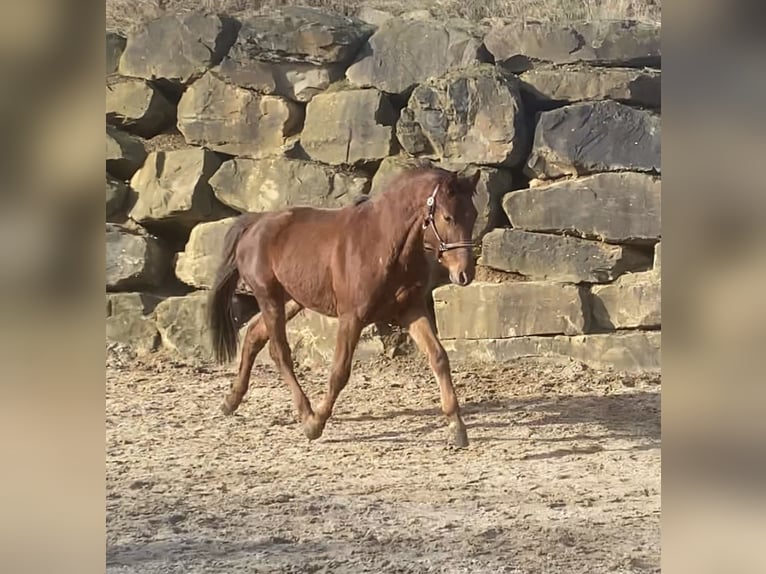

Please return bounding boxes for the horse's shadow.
[328,390,660,453]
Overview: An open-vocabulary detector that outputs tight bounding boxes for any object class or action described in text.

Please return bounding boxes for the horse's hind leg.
[304,315,363,440]
[258,293,316,435]
[221,299,304,415]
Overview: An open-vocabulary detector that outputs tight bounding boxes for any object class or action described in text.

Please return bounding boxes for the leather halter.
[422,184,474,260]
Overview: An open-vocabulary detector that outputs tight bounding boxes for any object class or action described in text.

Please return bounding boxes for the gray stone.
[504,173,661,243]
[591,271,661,329]
[520,65,661,108]
[155,291,215,360]
[356,7,393,27]
[433,281,588,339]
[211,157,370,213]
[106,32,126,75]
[526,101,660,179]
[106,127,146,180]
[481,228,651,283]
[300,89,397,165]
[106,293,163,354]
[175,217,238,289]
[369,155,432,196]
[106,225,172,290]
[106,77,175,138]
[346,18,483,95]
[129,149,234,233]
[118,11,238,85]
[177,72,304,158]
[106,175,130,222]
[226,7,374,65]
[397,65,528,166]
[443,331,661,372]
[484,20,660,72]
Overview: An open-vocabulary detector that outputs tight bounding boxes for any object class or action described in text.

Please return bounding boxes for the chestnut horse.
[207,166,480,447]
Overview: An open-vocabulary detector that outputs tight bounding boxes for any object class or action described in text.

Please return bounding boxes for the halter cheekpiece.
[422,184,474,260]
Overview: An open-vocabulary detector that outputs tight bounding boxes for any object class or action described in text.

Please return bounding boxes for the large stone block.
[106,127,146,180]
[129,149,234,233]
[177,72,304,158]
[346,17,484,95]
[591,271,661,330]
[484,20,660,72]
[300,89,397,165]
[504,173,661,243]
[106,292,164,354]
[481,228,651,283]
[175,217,237,289]
[118,11,238,85]
[210,158,369,213]
[155,291,215,360]
[520,65,660,108]
[226,7,374,66]
[106,224,172,291]
[106,32,126,75]
[106,77,175,138]
[443,331,661,372]
[526,101,660,179]
[397,65,528,166]
[433,281,588,339]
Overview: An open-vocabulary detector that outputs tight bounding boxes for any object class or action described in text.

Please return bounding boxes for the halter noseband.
[422,184,474,260]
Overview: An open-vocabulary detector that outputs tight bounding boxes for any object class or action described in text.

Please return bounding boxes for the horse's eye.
[444,215,454,223]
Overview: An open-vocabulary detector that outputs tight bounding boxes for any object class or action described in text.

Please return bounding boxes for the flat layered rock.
[443,331,661,372]
[129,149,234,233]
[346,17,484,94]
[433,281,588,339]
[175,217,238,289]
[118,11,238,85]
[300,88,396,165]
[106,292,164,354]
[106,224,172,291]
[210,158,369,213]
[106,77,175,138]
[106,127,146,180]
[504,173,661,243]
[591,271,661,329]
[481,228,651,283]
[177,72,304,158]
[520,65,661,108]
[526,101,660,179]
[485,20,660,72]
[397,65,528,166]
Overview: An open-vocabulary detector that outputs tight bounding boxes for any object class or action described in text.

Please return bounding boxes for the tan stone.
[106,77,174,138]
[433,281,588,339]
[175,217,238,289]
[443,331,661,372]
[177,72,304,158]
[155,292,215,360]
[591,271,661,329]
[106,293,163,354]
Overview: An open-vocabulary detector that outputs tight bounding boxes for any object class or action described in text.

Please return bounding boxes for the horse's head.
[423,170,480,287]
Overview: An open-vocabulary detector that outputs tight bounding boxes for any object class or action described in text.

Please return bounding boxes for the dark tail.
[208,213,261,364]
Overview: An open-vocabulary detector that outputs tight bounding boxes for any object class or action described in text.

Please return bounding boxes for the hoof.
[449,421,469,448]
[303,416,326,441]
[220,399,238,416]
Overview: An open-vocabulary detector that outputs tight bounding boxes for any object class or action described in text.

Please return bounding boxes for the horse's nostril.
[458,272,468,286]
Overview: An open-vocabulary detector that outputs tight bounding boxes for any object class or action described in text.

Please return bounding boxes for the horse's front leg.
[303,315,363,440]
[401,306,468,448]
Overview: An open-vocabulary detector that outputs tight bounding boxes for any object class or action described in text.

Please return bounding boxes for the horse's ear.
[444,172,459,196]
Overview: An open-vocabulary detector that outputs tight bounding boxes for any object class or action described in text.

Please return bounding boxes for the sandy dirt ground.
[106,347,660,573]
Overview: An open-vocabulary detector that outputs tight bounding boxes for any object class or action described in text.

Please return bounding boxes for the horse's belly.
[274,260,337,317]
